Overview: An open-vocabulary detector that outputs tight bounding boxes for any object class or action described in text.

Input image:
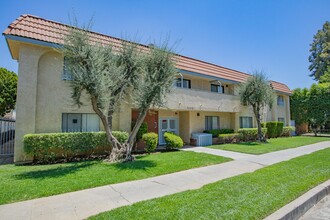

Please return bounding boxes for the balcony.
[165,88,241,112]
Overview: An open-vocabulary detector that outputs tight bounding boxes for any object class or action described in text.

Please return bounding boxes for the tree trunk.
[125,108,149,161]
[253,105,266,142]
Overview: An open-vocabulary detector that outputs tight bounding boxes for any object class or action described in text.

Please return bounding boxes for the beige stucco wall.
[14,43,129,162]
[13,42,292,162]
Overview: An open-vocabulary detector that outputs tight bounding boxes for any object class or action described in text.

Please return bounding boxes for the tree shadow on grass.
[114,159,157,171]
[14,162,93,180]
[235,142,267,146]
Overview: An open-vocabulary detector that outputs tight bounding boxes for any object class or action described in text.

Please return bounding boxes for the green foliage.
[134,122,148,142]
[218,133,242,143]
[282,126,295,137]
[0,68,18,116]
[164,132,184,149]
[307,83,330,135]
[23,131,128,163]
[263,121,284,138]
[203,129,234,137]
[319,69,330,83]
[290,88,309,125]
[238,72,275,142]
[275,122,284,137]
[309,21,330,81]
[142,132,158,153]
[238,128,267,141]
[62,26,178,162]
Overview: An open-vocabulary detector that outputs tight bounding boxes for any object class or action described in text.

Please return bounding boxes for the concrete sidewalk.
[1,141,329,220]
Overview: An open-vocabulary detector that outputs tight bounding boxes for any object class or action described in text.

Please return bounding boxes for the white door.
[159,118,178,145]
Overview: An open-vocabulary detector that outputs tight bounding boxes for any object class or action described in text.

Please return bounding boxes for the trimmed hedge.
[203,129,234,137]
[24,131,128,163]
[282,126,295,137]
[218,133,242,143]
[164,132,184,149]
[262,122,284,138]
[238,128,267,141]
[142,132,158,153]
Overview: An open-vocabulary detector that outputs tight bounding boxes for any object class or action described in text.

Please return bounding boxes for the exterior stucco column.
[234,112,240,131]
[14,45,47,162]
[271,98,278,121]
[285,96,291,126]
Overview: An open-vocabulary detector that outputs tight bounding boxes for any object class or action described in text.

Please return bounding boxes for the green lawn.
[0,151,230,205]
[90,147,330,220]
[209,136,329,154]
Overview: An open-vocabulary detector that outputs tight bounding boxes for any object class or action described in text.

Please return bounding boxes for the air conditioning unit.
[191,133,212,146]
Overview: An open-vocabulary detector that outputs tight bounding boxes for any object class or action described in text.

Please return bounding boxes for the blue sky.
[1,0,329,89]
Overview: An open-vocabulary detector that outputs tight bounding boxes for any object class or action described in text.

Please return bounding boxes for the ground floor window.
[62,113,100,132]
[205,116,219,130]
[239,116,253,128]
[278,117,285,124]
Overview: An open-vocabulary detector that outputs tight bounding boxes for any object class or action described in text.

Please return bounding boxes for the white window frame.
[205,116,220,130]
[277,96,285,106]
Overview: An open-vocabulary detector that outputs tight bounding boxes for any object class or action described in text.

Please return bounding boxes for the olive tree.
[239,72,275,142]
[62,27,177,162]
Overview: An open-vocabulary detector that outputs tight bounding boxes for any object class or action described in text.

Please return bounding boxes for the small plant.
[164,132,184,150]
[142,132,158,153]
[218,133,242,143]
[238,128,267,141]
[282,126,295,137]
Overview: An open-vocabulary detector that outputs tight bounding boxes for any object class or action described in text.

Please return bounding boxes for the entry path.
[1,141,329,220]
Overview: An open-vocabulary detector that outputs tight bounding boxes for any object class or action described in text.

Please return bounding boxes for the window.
[62,57,73,80]
[176,78,191,88]
[239,116,253,128]
[277,96,284,106]
[62,113,100,132]
[278,117,285,123]
[211,84,224,93]
[205,116,219,130]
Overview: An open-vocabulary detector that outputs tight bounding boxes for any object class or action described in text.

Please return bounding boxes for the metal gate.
[0,118,15,156]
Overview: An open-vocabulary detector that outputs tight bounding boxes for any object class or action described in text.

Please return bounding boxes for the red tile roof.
[3,14,292,94]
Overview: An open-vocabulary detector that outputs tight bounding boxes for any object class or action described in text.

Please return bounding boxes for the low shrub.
[282,126,295,137]
[238,128,267,141]
[133,122,148,142]
[142,132,158,153]
[218,133,242,143]
[262,121,284,138]
[24,131,128,163]
[164,132,184,149]
[203,129,234,137]
[275,122,284,137]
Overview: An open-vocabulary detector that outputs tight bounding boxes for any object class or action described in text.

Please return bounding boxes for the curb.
[264,179,330,220]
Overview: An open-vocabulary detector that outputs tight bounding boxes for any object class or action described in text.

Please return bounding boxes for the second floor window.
[277,96,284,106]
[176,78,191,89]
[211,84,224,93]
[62,57,73,81]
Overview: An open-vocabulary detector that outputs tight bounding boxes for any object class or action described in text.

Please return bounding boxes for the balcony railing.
[165,87,241,112]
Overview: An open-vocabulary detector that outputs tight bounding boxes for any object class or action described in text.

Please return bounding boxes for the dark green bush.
[203,129,234,137]
[24,131,128,163]
[142,132,158,153]
[282,126,295,137]
[218,133,242,143]
[238,128,267,141]
[275,122,284,137]
[133,122,148,142]
[265,122,278,138]
[164,132,184,149]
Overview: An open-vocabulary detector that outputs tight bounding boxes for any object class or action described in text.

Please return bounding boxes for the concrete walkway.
[1,141,329,220]
[300,194,330,220]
